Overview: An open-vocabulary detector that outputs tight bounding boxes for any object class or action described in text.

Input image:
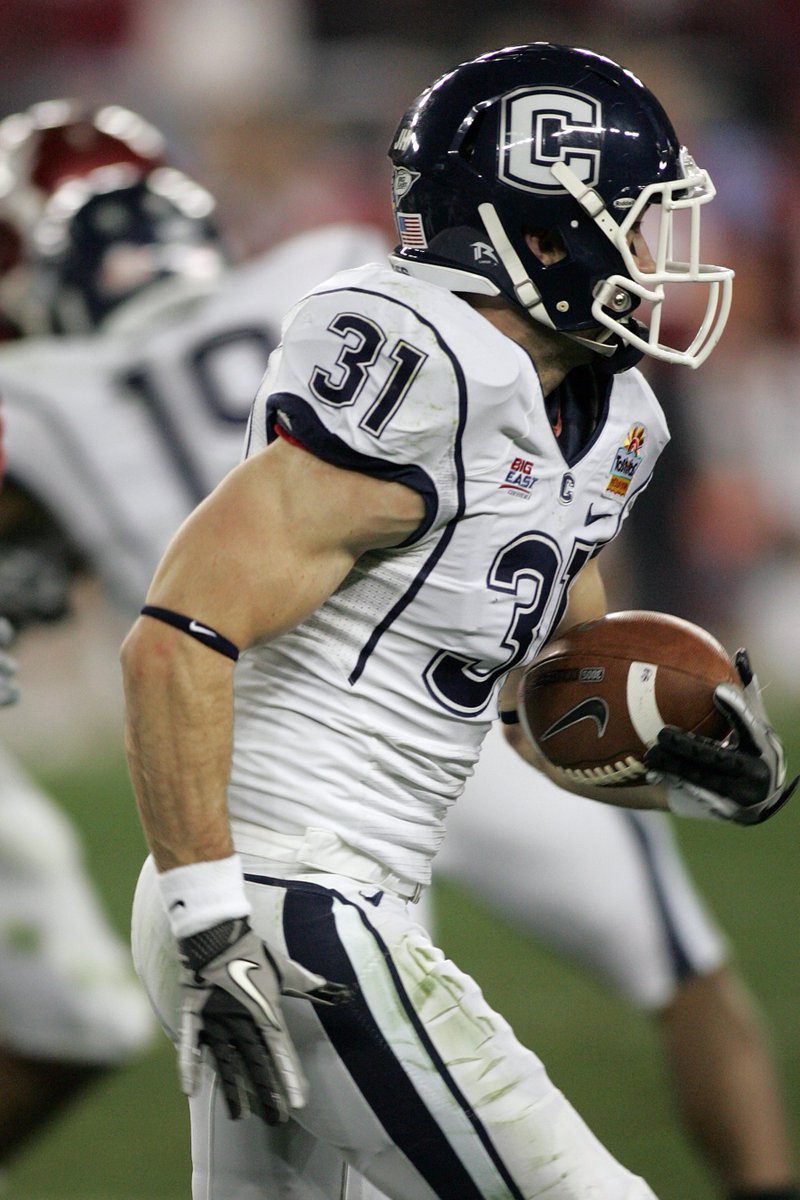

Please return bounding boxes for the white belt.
[230,820,424,903]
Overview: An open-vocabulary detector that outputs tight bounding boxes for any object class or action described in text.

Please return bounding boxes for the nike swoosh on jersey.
[584,504,617,525]
[227,959,281,1028]
[188,619,216,637]
[540,697,609,740]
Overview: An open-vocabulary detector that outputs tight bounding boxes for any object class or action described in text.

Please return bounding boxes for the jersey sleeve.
[250,280,464,545]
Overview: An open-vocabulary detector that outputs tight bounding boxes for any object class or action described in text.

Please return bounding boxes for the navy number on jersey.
[310,313,427,437]
[424,537,594,716]
[120,325,275,503]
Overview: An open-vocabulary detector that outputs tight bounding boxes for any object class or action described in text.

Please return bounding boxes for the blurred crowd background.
[3,0,800,757]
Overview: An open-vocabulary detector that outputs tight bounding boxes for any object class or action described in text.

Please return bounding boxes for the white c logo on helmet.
[499,87,603,193]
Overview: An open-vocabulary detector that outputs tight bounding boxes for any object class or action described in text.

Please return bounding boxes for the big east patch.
[501,455,536,497]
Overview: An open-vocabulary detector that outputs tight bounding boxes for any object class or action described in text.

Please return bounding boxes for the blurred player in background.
[0,104,163,1171]
[0,98,796,1198]
[0,412,18,711]
[0,101,388,1184]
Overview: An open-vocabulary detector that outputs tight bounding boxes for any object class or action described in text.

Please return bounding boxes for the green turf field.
[6,705,800,1199]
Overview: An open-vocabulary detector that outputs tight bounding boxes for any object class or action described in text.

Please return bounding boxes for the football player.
[1,91,796,1198]
[119,43,795,1199]
[0,102,165,1168]
[0,99,390,1188]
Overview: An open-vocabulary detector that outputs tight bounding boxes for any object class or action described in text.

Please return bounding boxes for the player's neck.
[466,295,592,396]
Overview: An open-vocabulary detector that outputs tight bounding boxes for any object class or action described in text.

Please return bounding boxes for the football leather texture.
[517,610,739,787]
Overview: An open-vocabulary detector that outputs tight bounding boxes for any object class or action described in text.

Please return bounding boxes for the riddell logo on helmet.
[470,242,498,265]
[499,87,603,194]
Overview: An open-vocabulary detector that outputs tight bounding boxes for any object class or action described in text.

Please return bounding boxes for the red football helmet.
[0,100,164,267]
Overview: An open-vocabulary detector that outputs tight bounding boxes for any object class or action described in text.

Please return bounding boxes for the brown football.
[517,610,739,787]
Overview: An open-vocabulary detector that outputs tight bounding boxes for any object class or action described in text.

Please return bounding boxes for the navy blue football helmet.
[30,166,226,332]
[389,43,733,368]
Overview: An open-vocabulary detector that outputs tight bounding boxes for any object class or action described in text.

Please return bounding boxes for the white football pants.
[435,723,726,1009]
[133,844,659,1200]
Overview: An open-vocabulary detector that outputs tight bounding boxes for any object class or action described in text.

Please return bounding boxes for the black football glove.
[644,649,798,826]
[178,917,350,1124]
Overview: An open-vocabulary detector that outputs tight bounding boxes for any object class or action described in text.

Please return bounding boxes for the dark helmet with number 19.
[388,43,733,369]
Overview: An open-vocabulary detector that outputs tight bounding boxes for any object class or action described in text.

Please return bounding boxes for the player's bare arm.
[122,435,425,872]
[123,437,426,1123]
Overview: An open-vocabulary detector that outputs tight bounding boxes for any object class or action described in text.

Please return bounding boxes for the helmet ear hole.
[524,228,566,265]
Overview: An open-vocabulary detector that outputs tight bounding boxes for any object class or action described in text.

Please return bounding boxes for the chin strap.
[477,202,554,327]
[477,201,642,373]
[549,160,622,242]
[568,323,646,373]
[395,201,643,374]
[566,329,618,358]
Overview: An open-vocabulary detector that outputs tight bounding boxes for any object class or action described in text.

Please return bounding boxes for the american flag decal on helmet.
[397,213,427,248]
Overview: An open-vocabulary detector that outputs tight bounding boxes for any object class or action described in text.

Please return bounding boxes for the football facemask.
[550,149,733,368]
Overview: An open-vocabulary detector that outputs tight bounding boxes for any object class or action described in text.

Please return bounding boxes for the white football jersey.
[229,262,670,883]
[1,224,391,609]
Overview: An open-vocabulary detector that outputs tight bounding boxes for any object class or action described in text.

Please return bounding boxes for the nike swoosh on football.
[188,620,216,637]
[227,959,281,1027]
[584,505,617,525]
[540,697,609,740]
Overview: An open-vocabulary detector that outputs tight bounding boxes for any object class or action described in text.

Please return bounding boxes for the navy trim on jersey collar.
[549,363,614,468]
[266,392,437,547]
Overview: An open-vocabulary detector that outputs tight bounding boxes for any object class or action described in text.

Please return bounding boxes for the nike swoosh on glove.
[178,917,350,1124]
[644,649,798,825]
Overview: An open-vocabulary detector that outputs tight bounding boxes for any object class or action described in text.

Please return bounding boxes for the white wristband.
[157,854,252,939]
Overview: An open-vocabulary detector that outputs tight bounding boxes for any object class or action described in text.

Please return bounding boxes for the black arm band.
[140,605,240,662]
[499,708,520,726]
